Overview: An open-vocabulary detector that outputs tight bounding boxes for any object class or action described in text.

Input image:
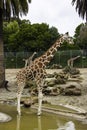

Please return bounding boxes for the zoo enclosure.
[4,50,87,68]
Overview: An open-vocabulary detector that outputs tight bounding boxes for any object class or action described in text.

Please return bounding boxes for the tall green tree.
[4,21,19,51]
[0,0,31,87]
[72,0,87,22]
[75,23,87,49]
[6,22,59,52]
[73,23,84,44]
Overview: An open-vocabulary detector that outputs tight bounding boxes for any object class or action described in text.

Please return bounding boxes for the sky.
[23,0,85,36]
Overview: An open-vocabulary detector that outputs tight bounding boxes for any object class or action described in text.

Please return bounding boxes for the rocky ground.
[44,68,87,112]
[0,68,87,113]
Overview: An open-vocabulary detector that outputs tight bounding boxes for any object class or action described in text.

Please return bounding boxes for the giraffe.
[24,52,37,67]
[16,33,69,116]
[67,55,80,67]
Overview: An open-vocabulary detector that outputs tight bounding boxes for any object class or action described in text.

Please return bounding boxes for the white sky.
[23,0,85,36]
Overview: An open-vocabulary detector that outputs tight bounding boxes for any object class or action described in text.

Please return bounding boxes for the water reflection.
[16,115,75,130]
[38,116,42,130]
[16,115,21,130]
[16,115,42,130]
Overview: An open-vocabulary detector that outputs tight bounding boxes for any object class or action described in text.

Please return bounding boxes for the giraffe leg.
[37,88,43,116]
[17,83,24,115]
[17,93,21,115]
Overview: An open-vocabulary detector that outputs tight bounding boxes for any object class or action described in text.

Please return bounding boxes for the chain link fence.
[4,50,87,68]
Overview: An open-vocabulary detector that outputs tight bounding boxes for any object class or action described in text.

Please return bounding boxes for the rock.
[50,64,62,69]
[50,87,61,96]
[33,97,38,104]
[20,99,25,104]
[63,66,80,75]
[54,72,68,84]
[43,86,60,96]
[42,100,48,104]
[50,92,59,96]
[62,84,81,96]
[0,112,12,122]
[25,80,36,88]
[46,79,56,87]
[43,88,52,95]
[55,77,66,84]
[31,88,38,96]
[46,73,54,78]
[58,121,75,130]
[24,99,32,108]
[70,68,80,75]
[70,74,80,78]
[57,86,64,94]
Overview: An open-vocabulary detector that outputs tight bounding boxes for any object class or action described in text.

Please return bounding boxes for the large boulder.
[62,83,81,96]
[24,99,33,108]
[46,73,54,78]
[0,112,12,122]
[46,79,56,87]
[54,72,68,84]
[25,80,36,88]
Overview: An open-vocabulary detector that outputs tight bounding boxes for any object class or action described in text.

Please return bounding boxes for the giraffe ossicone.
[16,33,70,116]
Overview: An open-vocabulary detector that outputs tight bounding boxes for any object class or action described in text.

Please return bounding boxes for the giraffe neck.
[39,38,62,65]
[30,52,36,59]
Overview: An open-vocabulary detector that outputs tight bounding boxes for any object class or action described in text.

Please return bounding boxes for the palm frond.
[2,0,32,19]
[72,0,87,21]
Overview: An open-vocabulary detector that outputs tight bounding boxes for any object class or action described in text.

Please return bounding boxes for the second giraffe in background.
[24,52,37,67]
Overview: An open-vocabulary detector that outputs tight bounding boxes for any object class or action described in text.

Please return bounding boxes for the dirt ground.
[0,68,87,113]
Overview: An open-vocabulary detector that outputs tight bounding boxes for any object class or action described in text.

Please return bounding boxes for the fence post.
[16,53,17,68]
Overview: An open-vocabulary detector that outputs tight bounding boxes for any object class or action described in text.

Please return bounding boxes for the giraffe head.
[34,52,37,55]
[59,32,70,44]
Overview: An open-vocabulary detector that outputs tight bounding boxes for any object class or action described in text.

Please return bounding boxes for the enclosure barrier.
[4,50,87,68]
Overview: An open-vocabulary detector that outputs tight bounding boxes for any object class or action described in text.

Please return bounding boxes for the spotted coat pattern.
[16,34,69,115]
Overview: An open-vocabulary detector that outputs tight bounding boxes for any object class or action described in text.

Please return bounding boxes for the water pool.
[0,104,87,130]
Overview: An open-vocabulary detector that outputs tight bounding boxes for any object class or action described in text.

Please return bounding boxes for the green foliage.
[3,20,60,52]
[59,41,80,50]
[3,21,19,51]
[74,23,87,49]
[4,19,87,52]
[74,23,84,39]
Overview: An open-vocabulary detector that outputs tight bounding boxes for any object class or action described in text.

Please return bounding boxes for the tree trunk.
[0,7,5,87]
[86,11,87,23]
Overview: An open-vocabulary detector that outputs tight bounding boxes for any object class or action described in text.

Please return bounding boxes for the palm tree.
[72,0,87,22]
[0,0,31,87]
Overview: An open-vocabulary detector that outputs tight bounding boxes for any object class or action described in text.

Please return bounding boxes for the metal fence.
[4,50,87,68]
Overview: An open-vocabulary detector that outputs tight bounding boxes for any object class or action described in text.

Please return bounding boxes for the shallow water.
[0,104,87,130]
